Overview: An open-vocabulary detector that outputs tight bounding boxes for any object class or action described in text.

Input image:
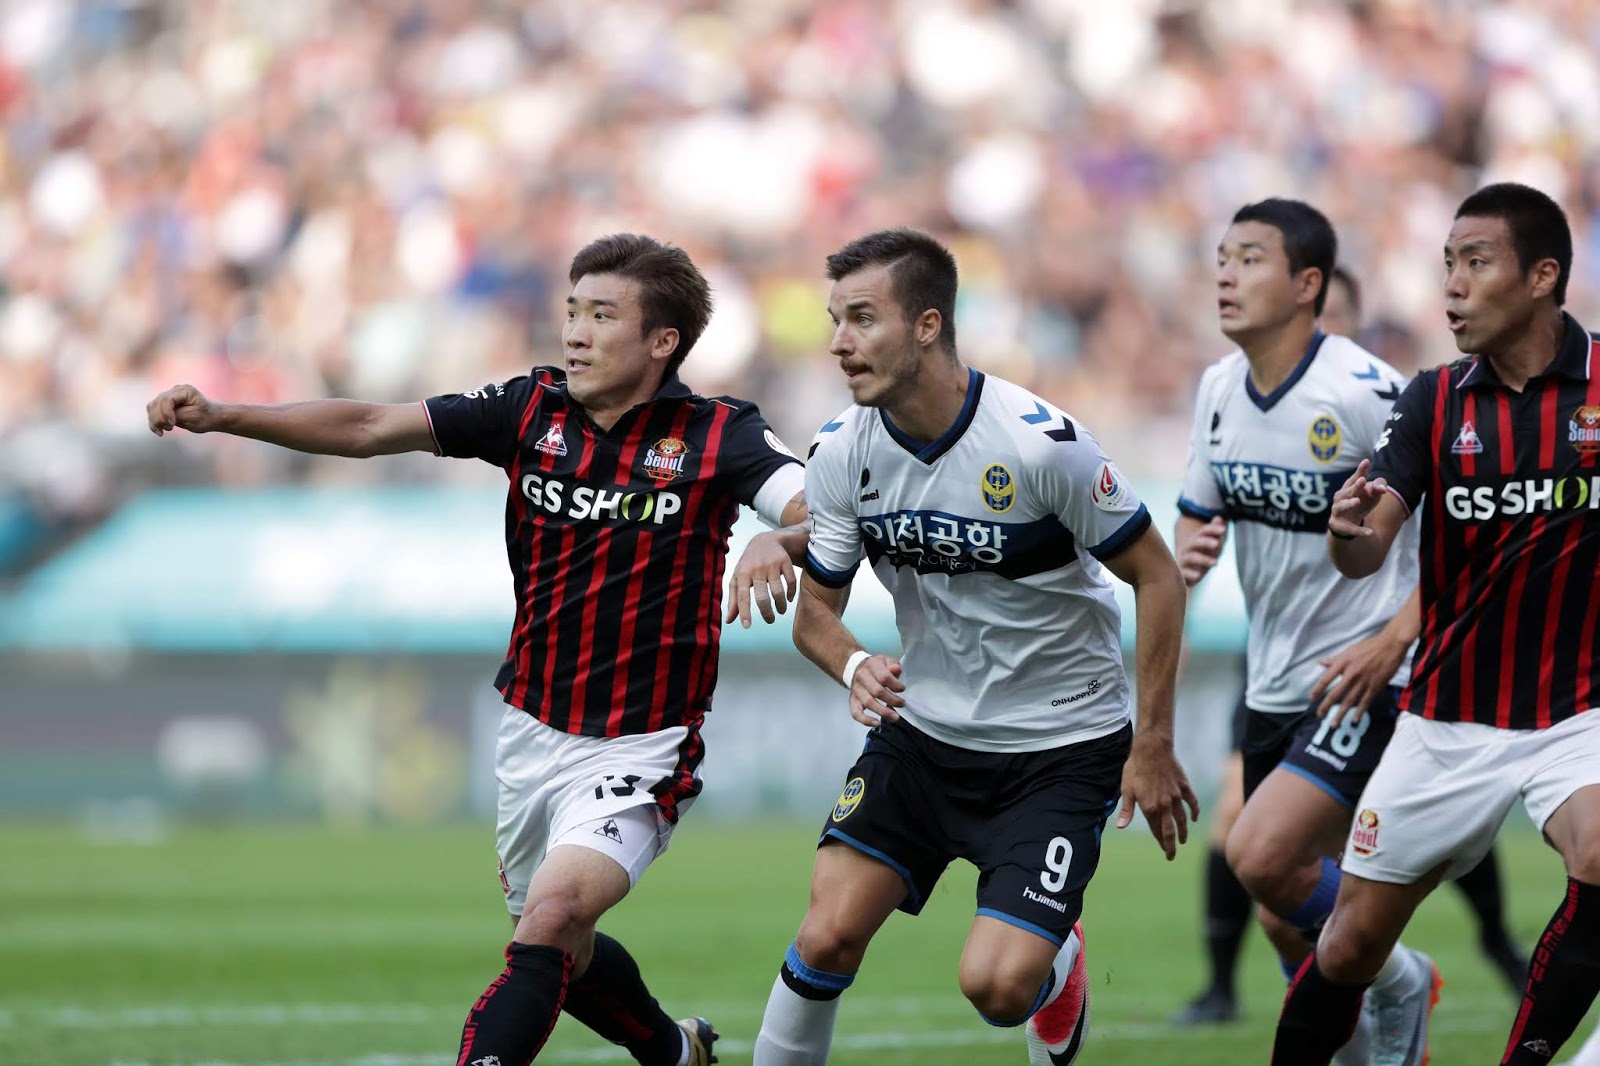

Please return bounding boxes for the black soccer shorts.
[1239,686,1401,807]
[816,716,1131,945]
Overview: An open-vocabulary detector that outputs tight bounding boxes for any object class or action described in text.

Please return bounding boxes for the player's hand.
[1178,517,1226,587]
[849,655,906,728]
[1328,460,1389,539]
[725,531,798,628]
[1311,630,1408,726]
[147,384,224,436]
[1117,734,1201,861]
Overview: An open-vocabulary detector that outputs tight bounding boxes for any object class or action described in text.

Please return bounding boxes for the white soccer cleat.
[1026,922,1090,1066]
[1369,948,1442,1066]
[1332,995,1376,1066]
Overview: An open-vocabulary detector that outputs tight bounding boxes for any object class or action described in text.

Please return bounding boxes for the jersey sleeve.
[801,422,861,588]
[713,402,804,508]
[1034,422,1153,562]
[1368,373,1437,514]
[1341,362,1409,465]
[1177,372,1224,521]
[422,375,538,467]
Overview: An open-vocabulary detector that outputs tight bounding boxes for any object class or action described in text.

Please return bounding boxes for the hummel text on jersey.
[520,472,683,524]
[1442,476,1600,521]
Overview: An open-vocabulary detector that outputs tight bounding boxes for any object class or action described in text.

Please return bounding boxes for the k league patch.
[1092,462,1130,511]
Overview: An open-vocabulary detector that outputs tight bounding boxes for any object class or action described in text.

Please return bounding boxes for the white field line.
[85,1008,1527,1066]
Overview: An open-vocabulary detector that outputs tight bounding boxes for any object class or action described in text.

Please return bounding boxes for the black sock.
[1271,951,1367,1066]
[562,932,683,1066]
[1455,846,1513,948]
[459,941,573,1066]
[1203,845,1252,999]
[1501,879,1600,1065]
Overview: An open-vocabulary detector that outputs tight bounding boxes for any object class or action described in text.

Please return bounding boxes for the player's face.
[1216,222,1311,340]
[1443,216,1539,356]
[1320,278,1359,338]
[827,264,921,408]
[562,273,673,407]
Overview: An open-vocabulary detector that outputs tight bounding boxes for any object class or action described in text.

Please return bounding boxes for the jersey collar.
[878,367,985,465]
[1245,330,1326,412]
[1457,312,1593,390]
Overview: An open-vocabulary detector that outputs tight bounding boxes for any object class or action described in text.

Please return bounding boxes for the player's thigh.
[813,719,957,920]
[967,725,1130,951]
[796,838,911,958]
[958,912,1064,1011]
[1228,766,1355,878]
[1522,712,1600,881]
[516,837,634,935]
[1341,712,1519,887]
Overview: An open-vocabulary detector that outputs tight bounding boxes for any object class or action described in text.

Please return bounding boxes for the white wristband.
[841,650,871,690]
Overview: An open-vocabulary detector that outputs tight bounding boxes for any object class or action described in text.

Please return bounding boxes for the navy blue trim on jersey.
[823,828,923,910]
[1088,504,1152,561]
[878,368,985,465]
[975,907,1066,947]
[1176,495,1223,521]
[1246,331,1327,412]
[1281,764,1353,809]
[804,550,859,588]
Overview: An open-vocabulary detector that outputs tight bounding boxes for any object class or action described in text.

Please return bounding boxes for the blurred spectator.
[1,0,1597,529]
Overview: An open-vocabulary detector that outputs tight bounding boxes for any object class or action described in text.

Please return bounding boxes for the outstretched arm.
[725,491,812,627]
[147,384,435,458]
[1101,525,1201,860]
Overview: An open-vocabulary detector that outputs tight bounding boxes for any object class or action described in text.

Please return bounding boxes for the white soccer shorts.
[1342,709,1600,885]
[494,707,701,916]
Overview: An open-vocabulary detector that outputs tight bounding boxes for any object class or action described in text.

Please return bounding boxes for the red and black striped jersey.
[1372,313,1600,729]
[423,368,801,737]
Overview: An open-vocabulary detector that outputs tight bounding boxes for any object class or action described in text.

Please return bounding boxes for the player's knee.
[958,965,1040,1026]
[1316,911,1390,984]
[1226,836,1291,902]
[1562,826,1600,884]
[794,912,872,974]
[517,890,598,948]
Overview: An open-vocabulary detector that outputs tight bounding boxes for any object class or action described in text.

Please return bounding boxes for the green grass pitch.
[0,819,1586,1065]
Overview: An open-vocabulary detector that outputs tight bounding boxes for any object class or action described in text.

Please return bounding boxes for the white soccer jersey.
[804,369,1150,753]
[1179,333,1419,714]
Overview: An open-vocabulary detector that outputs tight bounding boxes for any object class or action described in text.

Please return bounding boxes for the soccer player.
[1326,263,1529,995]
[748,229,1198,1066]
[1271,182,1600,1066]
[146,234,809,1066]
[1176,200,1440,1065]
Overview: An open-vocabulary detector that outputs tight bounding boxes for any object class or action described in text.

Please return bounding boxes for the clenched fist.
[147,384,223,436]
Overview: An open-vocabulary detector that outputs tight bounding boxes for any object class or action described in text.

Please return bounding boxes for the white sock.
[674,1027,690,1066]
[1571,1024,1600,1066]
[753,974,842,1066]
[1033,929,1083,1018]
[1333,1002,1374,1066]
[1370,943,1423,999]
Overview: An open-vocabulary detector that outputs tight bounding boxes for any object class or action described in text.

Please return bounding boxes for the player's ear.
[915,308,943,350]
[651,326,681,363]
[1527,257,1561,302]
[1297,266,1324,311]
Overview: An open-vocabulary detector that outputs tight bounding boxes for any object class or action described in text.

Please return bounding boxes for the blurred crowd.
[2,0,1600,532]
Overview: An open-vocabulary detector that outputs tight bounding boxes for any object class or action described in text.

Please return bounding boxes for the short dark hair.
[825,228,959,353]
[1231,199,1338,315]
[1331,264,1361,315]
[568,234,713,375]
[1454,183,1572,306]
